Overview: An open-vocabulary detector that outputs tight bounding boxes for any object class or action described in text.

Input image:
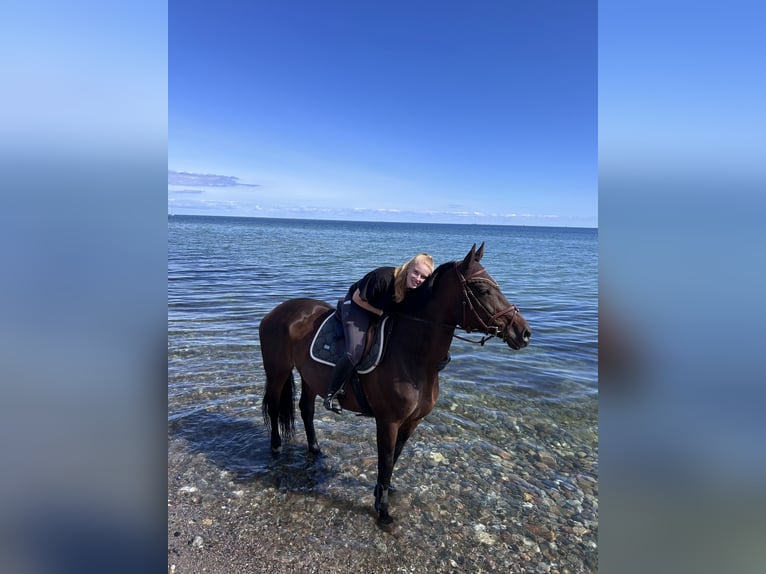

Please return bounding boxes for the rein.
[393,262,519,346]
[394,312,494,345]
[454,331,498,346]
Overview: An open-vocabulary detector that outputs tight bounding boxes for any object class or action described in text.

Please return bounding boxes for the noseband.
[455,263,519,345]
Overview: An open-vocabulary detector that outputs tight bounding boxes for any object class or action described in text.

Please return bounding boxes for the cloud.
[166,200,594,227]
[168,170,259,188]
[169,189,205,195]
[168,197,240,211]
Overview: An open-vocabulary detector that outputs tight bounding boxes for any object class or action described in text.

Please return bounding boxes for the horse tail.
[277,372,296,440]
[261,371,296,441]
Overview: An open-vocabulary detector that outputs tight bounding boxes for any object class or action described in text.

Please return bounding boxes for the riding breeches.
[339,299,372,366]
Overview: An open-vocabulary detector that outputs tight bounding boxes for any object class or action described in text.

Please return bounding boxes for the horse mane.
[431,260,457,282]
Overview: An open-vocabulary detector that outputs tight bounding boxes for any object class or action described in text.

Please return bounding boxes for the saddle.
[309,310,391,373]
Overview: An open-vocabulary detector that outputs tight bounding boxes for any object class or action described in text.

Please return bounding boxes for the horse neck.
[397,308,455,371]
[395,263,462,341]
[421,266,462,327]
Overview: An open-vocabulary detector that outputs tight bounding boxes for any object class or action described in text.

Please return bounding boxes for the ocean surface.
[168,215,598,572]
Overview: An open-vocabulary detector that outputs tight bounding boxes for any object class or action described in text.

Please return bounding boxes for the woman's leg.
[324,301,369,412]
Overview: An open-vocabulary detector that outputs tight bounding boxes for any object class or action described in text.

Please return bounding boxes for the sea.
[168,214,598,572]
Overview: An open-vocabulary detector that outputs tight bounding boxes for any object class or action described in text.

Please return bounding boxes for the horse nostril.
[523,329,531,342]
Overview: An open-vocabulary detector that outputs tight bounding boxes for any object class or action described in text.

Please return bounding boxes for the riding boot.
[324,355,355,413]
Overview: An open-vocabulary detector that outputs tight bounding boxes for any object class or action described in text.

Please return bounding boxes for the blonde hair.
[393,253,435,303]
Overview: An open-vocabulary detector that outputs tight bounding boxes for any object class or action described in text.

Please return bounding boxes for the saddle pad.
[309,313,389,374]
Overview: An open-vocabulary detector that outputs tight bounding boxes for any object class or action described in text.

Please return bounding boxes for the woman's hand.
[352,289,384,316]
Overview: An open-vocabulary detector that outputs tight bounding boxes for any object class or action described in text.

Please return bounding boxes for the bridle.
[454,262,519,345]
[394,262,520,346]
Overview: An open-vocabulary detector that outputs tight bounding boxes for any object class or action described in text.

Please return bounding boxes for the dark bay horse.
[258,243,531,524]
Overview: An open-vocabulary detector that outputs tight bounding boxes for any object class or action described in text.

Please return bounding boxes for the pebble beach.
[168,395,597,573]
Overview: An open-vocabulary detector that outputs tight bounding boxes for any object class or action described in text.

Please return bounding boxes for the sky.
[169,1,597,227]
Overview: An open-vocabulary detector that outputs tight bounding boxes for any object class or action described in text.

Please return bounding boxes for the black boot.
[324,355,355,413]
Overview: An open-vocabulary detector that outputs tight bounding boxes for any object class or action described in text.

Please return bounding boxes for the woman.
[324,252,435,413]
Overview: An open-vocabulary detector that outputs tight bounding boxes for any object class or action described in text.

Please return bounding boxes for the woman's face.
[406,262,432,289]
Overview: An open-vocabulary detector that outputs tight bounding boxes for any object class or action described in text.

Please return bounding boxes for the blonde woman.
[324,253,435,413]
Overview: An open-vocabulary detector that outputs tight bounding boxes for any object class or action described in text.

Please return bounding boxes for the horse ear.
[461,243,477,268]
[475,242,485,261]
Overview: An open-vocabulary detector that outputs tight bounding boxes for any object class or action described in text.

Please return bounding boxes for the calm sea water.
[169,214,597,409]
[168,215,598,571]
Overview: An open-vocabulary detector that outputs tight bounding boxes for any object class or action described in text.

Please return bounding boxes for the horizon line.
[167,212,598,230]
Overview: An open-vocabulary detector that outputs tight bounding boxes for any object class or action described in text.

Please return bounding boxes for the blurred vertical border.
[600,1,766,573]
[1,1,167,573]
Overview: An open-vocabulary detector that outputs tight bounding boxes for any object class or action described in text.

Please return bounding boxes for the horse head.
[455,242,531,350]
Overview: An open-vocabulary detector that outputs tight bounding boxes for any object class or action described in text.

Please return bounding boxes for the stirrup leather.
[324,393,343,413]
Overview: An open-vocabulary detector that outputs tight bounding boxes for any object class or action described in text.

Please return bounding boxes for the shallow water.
[168,216,598,572]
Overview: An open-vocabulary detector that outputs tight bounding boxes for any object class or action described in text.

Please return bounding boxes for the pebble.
[476,531,496,545]
[526,524,556,541]
[559,480,577,492]
[541,479,558,490]
[535,451,556,466]
[430,452,447,464]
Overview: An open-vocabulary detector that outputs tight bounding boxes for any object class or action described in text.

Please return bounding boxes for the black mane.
[431,260,457,282]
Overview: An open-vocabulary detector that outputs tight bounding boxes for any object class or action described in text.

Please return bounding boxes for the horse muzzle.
[502,318,531,350]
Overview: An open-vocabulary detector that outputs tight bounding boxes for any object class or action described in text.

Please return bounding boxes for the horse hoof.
[377,513,394,527]
[308,444,321,455]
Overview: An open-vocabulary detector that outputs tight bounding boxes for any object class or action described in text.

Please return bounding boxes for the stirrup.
[323,394,342,414]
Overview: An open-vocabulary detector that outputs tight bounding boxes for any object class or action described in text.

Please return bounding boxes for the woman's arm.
[352,288,384,316]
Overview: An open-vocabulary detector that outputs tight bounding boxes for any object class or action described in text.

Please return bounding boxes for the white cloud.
[168,170,259,188]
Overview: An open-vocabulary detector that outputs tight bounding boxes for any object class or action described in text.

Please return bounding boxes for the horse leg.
[373,421,399,525]
[375,419,423,495]
[393,418,422,467]
[299,380,321,454]
[262,370,296,454]
[264,382,283,453]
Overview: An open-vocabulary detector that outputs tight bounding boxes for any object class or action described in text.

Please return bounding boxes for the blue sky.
[169,2,597,227]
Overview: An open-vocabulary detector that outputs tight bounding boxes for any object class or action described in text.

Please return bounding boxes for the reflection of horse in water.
[259,243,531,524]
